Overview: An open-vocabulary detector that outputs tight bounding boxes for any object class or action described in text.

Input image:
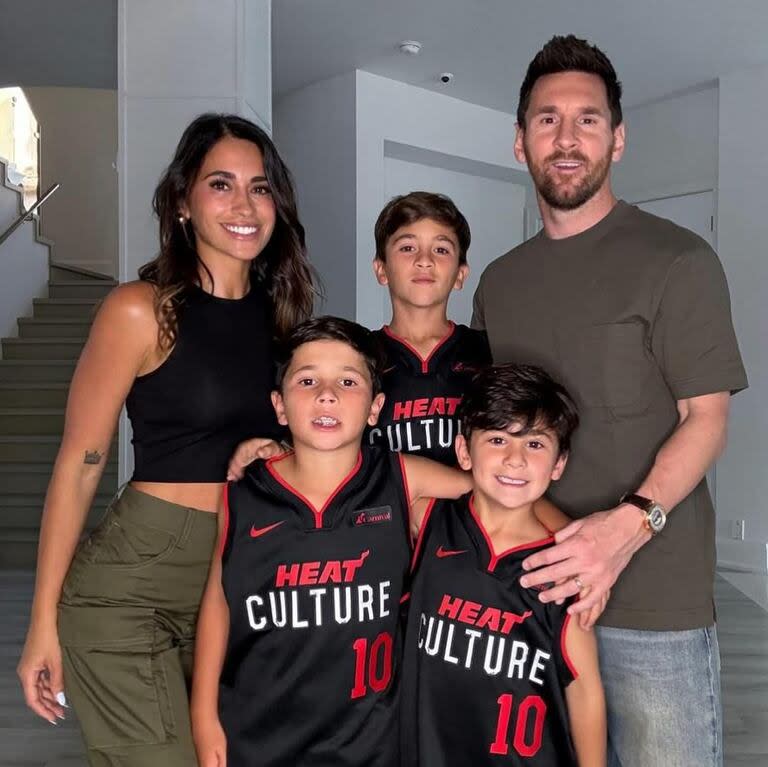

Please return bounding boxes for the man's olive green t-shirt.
[472,201,747,631]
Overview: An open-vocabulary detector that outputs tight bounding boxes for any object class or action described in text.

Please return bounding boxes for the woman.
[17,113,315,766]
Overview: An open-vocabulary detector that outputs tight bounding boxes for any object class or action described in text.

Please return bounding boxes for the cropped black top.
[126,283,281,482]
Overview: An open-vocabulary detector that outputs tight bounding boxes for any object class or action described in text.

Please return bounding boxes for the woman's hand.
[227,438,288,480]
[17,622,67,724]
[193,716,228,767]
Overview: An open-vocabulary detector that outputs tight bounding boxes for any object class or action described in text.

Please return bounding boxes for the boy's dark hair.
[374,191,471,265]
[517,35,623,130]
[459,364,579,456]
[275,316,386,396]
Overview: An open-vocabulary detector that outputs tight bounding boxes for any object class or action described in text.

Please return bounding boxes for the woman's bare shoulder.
[89,280,159,346]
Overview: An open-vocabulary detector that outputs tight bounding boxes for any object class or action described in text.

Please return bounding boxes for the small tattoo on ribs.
[84,450,102,465]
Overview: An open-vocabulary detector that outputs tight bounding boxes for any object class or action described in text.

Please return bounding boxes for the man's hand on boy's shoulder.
[227,437,290,481]
[519,504,649,628]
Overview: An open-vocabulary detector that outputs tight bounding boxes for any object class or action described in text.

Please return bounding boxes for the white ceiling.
[3,0,766,110]
[273,0,768,113]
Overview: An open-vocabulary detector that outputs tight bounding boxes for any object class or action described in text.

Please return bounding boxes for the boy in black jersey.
[402,364,607,767]
[191,317,474,767]
[369,192,492,465]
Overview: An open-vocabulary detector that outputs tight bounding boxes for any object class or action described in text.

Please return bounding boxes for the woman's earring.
[178,215,187,225]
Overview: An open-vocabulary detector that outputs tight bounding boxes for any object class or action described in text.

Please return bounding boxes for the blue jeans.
[595,625,722,767]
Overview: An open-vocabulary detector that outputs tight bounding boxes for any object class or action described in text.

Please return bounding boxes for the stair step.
[18,317,92,339]
[49,281,116,300]
[0,360,77,382]
[0,529,40,568]
[50,262,115,282]
[0,435,118,463]
[1,337,85,360]
[33,298,100,320]
[0,408,65,434]
[0,383,70,408]
[0,493,114,529]
[0,435,61,461]
[0,465,118,496]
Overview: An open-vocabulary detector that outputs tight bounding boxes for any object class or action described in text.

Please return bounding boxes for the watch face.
[648,505,666,533]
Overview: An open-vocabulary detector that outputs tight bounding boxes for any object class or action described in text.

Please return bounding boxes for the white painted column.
[117,0,272,482]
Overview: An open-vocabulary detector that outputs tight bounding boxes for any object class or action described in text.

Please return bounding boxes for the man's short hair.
[458,363,579,456]
[517,35,623,130]
[275,315,386,396]
[374,191,471,265]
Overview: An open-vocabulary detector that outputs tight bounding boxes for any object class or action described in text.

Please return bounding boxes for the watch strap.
[619,492,654,513]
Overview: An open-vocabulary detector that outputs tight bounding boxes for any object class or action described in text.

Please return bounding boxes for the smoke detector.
[398,40,422,56]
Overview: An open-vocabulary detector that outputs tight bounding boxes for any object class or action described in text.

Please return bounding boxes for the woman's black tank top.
[126,282,281,482]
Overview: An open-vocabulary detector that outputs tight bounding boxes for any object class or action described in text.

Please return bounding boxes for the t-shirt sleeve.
[470,274,486,331]
[651,243,748,400]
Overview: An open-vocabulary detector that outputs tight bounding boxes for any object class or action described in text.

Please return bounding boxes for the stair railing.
[0,182,60,249]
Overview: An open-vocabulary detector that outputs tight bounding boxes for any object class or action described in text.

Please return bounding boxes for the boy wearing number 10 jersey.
[190,317,475,767]
[402,364,606,767]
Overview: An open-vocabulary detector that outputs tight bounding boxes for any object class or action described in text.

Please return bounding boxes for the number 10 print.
[490,693,546,756]
[350,632,394,699]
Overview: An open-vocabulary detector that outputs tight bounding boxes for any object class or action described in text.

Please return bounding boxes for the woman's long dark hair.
[139,113,316,349]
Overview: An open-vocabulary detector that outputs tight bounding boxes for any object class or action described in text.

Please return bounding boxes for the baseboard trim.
[716,537,768,574]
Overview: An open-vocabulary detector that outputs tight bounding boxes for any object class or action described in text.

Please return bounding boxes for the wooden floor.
[1,572,766,766]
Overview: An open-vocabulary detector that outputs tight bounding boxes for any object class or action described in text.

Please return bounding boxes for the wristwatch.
[619,492,667,535]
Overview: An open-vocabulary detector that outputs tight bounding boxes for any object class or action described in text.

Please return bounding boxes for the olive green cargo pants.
[58,486,218,766]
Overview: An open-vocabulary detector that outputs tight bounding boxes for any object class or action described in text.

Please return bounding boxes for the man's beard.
[526,143,613,211]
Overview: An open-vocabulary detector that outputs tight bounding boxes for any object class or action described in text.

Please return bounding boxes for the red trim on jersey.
[219,482,231,559]
[560,612,579,680]
[409,497,437,572]
[266,451,363,529]
[400,592,411,604]
[382,322,456,374]
[468,495,555,573]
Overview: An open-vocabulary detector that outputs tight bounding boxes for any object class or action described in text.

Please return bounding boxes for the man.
[471,35,747,767]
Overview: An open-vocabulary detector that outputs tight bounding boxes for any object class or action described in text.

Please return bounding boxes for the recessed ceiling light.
[398,40,422,56]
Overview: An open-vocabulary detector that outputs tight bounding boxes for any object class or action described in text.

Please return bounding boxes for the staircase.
[0,263,118,568]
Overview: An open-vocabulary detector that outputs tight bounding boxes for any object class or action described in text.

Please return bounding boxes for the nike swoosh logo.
[250,521,285,538]
[436,546,467,558]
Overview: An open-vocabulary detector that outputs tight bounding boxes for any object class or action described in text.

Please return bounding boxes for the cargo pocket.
[58,604,175,750]
[86,511,177,570]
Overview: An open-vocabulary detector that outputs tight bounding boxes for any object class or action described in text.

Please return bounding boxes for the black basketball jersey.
[219,446,412,767]
[401,494,578,767]
[369,323,491,465]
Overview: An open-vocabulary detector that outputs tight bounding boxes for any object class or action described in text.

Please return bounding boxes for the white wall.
[118,0,272,284]
[613,85,718,203]
[0,168,49,339]
[24,87,118,277]
[355,71,526,330]
[274,72,357,318]
[383,156,526,326]
[714,64,768,573]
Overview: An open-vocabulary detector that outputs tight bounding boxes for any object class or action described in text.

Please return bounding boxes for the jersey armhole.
[409,497,437,572]
[219,482,232,561]
[397,451,412,507]
[557,611,579,683]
